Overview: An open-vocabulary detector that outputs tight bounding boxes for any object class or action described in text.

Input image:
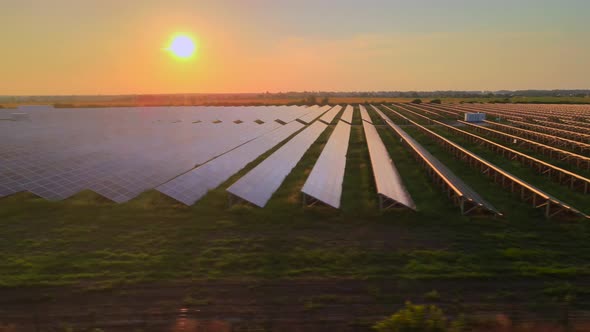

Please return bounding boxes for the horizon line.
[3,89,590,98]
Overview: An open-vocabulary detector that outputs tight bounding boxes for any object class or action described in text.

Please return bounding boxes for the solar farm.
[3,103,590,330]
[1,103,589,219]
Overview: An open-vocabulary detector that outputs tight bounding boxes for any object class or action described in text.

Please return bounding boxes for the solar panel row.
[359,105,372,123]
[319,105,343,124]
[88,121,283,202]
[297,105,332,124]
[0,106,312,201]
[362,120,415,210]
[157,121,304,205]
[388,104,590,218]
[227,121,329,207]
[459,120,590,170]
[301,120,351,208]
[400,104,590,194]
[371,105,501,216]
[340,105,354,124]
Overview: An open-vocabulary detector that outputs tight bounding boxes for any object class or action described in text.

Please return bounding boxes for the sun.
[166,34,196,59]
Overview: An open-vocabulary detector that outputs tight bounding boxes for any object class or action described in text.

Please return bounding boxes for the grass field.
[2,105,590,330]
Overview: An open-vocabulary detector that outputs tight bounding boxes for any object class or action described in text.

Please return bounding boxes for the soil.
[2,279,590,331]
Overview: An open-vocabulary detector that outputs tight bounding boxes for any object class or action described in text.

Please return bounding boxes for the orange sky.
[1,0,589,95]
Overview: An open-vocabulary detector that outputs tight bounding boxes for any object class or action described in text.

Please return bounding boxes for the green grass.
[341,106,379,216]
[2,106,590,290]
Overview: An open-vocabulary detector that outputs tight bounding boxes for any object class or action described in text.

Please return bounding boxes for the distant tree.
[429,99,442,104]
[53,103,75,108]
[411,99,422,104]
[305,95,317,105]
[320,96,329,105]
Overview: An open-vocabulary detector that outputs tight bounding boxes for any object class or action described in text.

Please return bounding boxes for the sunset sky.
[1,0,589,95]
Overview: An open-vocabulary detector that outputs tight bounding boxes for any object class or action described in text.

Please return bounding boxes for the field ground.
[2,106,590,331]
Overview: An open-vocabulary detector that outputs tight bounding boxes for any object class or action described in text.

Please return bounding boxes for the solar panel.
[301,120,351,208]
[0,106,294,201]
[319,105,343,124]
[297,105,332,124]
[227,121,329,207]
[0,104,491,210]
[371,105,501,215]
[384,104,587,219]
[362,120,415,210]
[0,111,127,200]
[340,105,354,124]
[274,106,313,123]
[157,121,304,205]
[359,105,372,123]
[88,121,282,202]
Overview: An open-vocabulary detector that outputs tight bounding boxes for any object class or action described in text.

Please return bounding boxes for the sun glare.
[166,34,196,59]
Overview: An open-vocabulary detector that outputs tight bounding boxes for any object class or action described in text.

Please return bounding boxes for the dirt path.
[2,279,590,331]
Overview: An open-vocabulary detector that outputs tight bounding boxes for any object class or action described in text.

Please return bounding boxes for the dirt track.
[2,279,590,331]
